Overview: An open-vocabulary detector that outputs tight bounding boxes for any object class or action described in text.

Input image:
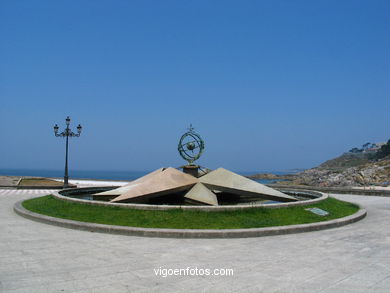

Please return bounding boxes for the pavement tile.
[0,190,389,292]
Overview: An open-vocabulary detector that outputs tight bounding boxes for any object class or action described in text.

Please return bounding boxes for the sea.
[0,168,301,184]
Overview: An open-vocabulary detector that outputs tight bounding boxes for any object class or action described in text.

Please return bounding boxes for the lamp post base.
[63,176,69,189]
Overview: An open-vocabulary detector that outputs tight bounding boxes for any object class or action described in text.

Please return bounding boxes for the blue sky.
[0,0,389,173]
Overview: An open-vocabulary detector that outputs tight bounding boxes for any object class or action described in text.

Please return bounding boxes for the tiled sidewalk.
[0,189,389,293]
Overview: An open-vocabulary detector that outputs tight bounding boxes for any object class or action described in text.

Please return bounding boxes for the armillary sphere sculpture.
[178,124,205,165]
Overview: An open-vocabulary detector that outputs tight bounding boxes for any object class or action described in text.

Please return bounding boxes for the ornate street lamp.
[53,116,82,188]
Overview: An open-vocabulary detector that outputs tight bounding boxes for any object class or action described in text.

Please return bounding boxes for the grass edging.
[14,196,366,238]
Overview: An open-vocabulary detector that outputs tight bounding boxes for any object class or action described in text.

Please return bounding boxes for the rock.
[290,159,390,187]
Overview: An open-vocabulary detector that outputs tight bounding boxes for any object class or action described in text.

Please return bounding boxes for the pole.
[54,116,81,189]
[64,133,69,188]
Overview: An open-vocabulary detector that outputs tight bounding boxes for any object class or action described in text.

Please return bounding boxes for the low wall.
[50,187,328,211]
[268,184,390,197]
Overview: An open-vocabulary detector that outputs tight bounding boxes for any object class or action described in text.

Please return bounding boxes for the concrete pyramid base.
[184,183,218,206]
[92,166,296,206]
[94,168,165,197]
[110,168,198,203]
[200,168,296,202]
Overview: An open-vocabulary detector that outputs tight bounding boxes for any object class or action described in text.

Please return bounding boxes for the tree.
[349,147,361,153]
[376,139,390,159]
[362,142,371,150]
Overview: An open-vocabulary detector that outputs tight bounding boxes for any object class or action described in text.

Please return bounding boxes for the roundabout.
[14,196,366,238]
[14,126,367,238]
[15,187,365,238]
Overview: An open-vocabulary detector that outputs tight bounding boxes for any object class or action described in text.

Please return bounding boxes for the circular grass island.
[15,190,366,238]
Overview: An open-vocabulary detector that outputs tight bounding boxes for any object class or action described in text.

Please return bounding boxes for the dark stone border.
[14,200,367,239]
[52,188,328,211]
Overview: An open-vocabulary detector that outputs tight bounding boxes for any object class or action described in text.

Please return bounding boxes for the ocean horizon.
[0,168,301,182]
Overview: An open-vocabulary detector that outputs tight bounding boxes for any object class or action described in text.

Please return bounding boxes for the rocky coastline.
[287,159,390,187]
[248,146,390,188]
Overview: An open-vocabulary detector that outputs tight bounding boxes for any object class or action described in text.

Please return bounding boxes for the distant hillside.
[318,153,372,170]
[249,140,390,187]
[317,140,390,170]
[292,140,390,187]
[272,140,390,187]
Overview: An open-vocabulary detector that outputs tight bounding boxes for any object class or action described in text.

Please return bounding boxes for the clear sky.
[0,0,389,173]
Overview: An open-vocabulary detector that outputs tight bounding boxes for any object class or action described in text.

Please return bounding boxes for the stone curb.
[14,200,367,239]
[52,188,328,211]
[0,186,65,189]
[17,186,64,190]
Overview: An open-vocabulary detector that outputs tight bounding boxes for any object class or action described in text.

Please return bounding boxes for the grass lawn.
[22,196,359,229]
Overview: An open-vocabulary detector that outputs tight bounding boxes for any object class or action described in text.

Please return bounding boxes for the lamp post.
[54,116,82,188]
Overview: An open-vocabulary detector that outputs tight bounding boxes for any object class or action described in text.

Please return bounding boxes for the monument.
[94,126,297,205]
[178,124,205,177]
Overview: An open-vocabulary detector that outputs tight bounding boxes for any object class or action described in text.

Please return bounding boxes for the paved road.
[0,189,389,293]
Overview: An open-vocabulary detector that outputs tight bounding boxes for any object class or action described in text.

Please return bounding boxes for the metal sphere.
[178,126,204,165]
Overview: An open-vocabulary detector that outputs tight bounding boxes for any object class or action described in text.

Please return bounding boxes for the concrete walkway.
[0,189,389,293]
